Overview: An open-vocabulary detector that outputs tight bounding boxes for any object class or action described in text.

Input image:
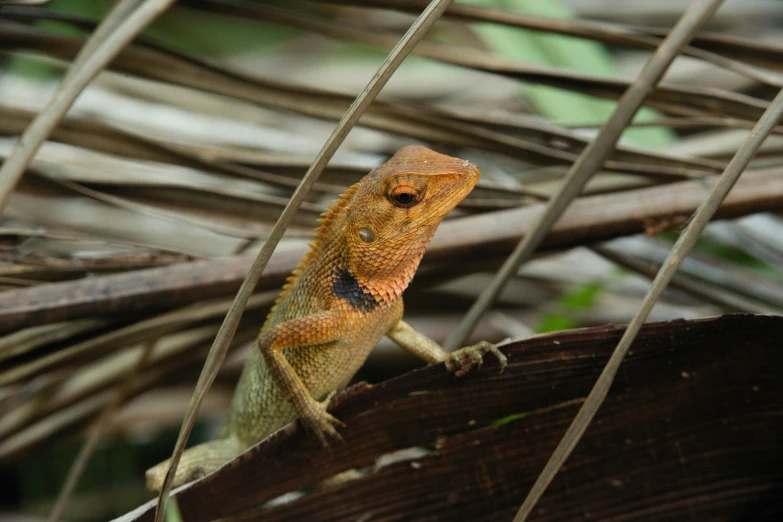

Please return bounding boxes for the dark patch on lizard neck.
[332,267,379,312]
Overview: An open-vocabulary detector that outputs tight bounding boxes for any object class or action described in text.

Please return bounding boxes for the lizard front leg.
[387,319,507,377]
[258,312,345,446]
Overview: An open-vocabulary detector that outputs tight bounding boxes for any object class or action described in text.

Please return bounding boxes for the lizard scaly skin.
[146,146,506,491]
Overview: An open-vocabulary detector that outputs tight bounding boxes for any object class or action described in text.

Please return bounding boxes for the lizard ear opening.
[358,227,376,243]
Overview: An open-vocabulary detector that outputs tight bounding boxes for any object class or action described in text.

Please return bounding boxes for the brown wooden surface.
[116,314,783,522]
[2,168,782,334]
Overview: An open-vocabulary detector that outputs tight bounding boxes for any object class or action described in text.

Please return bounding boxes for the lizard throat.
[332,258,419,312]
[332,267,379,313]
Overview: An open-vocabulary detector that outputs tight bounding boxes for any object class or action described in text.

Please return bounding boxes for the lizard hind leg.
[145,436,242,492]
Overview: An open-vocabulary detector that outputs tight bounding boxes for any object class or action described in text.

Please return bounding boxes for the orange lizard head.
[341,145,479,297]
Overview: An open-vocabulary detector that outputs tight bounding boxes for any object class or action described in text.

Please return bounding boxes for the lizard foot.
[445,341,507,378]
[301,390,346,447]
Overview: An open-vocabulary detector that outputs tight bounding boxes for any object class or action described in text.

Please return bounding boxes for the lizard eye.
[389,186,419,208]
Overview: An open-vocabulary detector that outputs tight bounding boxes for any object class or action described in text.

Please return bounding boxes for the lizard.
[145,145,507,492]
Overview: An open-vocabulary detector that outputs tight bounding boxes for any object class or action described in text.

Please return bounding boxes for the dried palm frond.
[1,1,782,520]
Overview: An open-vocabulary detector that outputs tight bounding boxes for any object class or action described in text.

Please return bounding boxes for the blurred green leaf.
[559,281,602,308]
[460,0,675,149]
[536,312,577,333]
[693,237,778,277]
[492,412,530,425]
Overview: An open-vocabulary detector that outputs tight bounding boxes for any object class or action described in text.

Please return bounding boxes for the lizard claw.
[445,341,507,378]
[300,390,346,447]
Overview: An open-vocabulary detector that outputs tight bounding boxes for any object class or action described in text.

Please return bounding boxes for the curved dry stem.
[49,339,157,522]
[151,1,459,521]
[445,0,725,351]
[592,245,775,314]
[324,0,783,86]
[0,0,175,213]
[514,34,783,522]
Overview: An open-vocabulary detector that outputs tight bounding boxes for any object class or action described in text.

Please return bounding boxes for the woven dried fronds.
[1,1,782,520]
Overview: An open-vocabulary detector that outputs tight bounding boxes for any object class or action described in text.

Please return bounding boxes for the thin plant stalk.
[513,81,783,522]
[152,1,458,520]
[49,340,157,522]
[445,0,725,350]
[0,0,177,213]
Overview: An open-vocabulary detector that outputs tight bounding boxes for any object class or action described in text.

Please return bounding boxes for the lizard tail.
[145,436,241,492]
